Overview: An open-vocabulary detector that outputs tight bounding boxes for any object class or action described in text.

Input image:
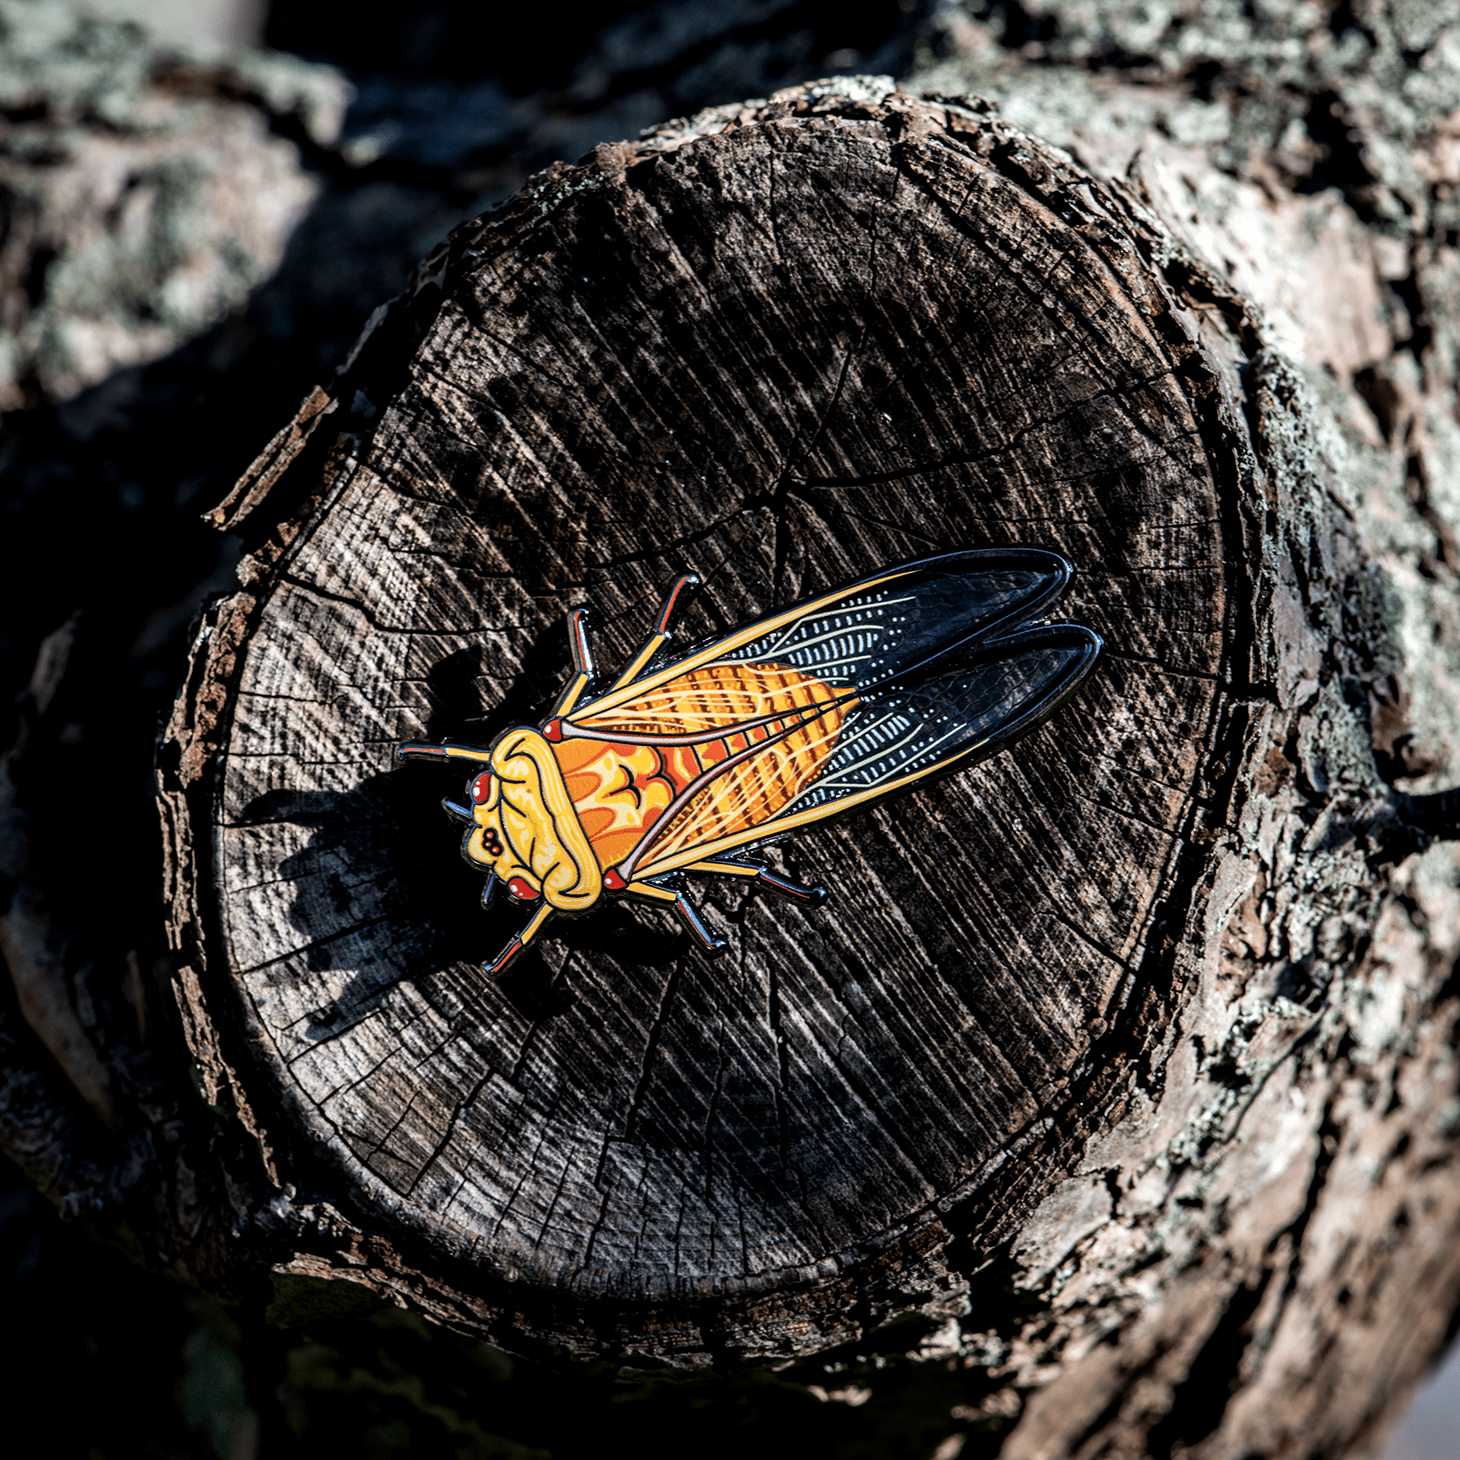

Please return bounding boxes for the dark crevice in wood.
[1150,1268,1272,1454]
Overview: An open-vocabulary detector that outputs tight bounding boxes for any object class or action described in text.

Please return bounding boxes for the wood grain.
[168,87,1241,1352]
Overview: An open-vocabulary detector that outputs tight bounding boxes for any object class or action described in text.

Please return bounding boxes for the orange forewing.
[551,663,854,871]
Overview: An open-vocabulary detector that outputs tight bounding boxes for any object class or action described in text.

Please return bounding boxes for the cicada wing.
[569,551,1097,880]
[712,548,1074,693]
[779,624,1102,817]
[577,549,1075,722]
[631,623,1101,877]
[616,691,851,868]
[573,660,849,740]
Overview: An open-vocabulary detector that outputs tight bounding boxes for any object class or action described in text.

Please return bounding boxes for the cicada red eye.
[505,876,539,902]
[470,771,493,804]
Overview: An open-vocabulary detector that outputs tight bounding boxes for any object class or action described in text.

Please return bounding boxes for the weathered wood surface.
[2,0,1460,1454]
[165,82,1240,1353]
[153,76,1460,1460]
[0,8,1448,1451]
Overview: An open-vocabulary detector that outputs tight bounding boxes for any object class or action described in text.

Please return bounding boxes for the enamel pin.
[398,550,1101,975]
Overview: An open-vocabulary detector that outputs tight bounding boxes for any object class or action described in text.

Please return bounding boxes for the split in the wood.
[397,552,1102,976]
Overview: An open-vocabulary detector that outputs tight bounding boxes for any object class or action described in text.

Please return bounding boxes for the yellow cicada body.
[398,551,1101,976]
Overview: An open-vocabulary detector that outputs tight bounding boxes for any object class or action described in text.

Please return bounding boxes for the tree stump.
[160,77,1460,1442]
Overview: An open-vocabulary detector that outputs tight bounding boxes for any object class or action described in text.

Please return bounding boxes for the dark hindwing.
[715,548,1075,693]
[780,623,1101,818]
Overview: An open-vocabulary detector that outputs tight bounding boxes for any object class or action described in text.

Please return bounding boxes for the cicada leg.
[441,797,473,825]
[608,573,701,691]
[551,608,596,719]
[483,902,555,978]
[753,868,828,907]
[684,859,828,907]
[625,878,727,956]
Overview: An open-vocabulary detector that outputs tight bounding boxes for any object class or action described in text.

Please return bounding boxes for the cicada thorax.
[552,661,857,879]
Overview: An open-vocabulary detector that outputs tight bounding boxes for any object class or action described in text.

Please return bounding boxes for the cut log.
[160,78,1460,1437]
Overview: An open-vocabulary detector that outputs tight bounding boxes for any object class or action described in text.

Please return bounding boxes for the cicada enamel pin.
[398,550,1101,976]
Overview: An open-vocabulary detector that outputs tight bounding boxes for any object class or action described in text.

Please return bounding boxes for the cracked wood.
[166,89,1236,1353]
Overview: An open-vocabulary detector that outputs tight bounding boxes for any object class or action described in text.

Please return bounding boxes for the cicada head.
[462,727,603,913]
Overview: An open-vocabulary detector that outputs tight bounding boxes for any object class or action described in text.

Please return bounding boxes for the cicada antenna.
[397,740,493,764]
[609,572,701,691]
[551,608,595,718]
[441,797,473,825]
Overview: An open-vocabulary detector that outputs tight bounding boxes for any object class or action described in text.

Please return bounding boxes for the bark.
[148,72,1460,1455]
[5,4,1460,1457]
